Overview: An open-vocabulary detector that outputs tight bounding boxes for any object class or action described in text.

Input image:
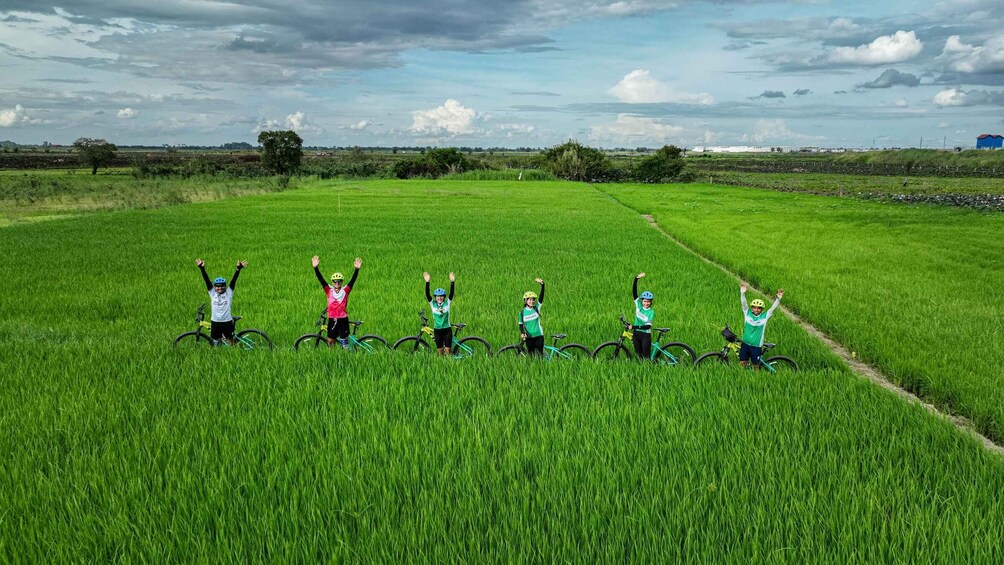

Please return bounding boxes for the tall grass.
[601,182,1004,441]
[441,169,557,181]
[2,179,1002,560]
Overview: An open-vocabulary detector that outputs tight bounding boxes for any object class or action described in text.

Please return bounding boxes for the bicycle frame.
[610,315,685,365]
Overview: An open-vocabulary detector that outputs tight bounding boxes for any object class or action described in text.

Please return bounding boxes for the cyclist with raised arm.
[519,278,545,357]
[196,258,247,345]
[739,283,784,368]
[631,272,655,360]
[423,271,456,356]
[312,255,361,348]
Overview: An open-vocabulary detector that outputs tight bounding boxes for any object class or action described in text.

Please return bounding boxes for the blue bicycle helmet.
[213,276,227,285]
[640,291,654,300]
[433,288,447,297]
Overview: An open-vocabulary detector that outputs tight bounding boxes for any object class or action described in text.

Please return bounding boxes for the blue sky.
[1,0,1003,147]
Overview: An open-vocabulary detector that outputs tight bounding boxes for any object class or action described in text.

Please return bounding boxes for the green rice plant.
[2,179,1003,561]
[600,182,1004,441]
[441,169,558,181]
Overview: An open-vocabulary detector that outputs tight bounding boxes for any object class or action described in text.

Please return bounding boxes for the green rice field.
[2,179,1003,561]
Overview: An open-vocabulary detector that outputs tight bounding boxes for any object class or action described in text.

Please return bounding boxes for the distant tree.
[393,147,479,179]
[73,137,118,175]
[221,141,254,150]
[257,130,303,175]
[539,140,614,182]
[634,145,685,183]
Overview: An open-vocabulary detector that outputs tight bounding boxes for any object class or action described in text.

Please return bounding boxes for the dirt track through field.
[596,187,1002,455]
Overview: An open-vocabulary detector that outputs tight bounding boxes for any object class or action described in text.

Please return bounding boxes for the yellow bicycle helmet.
[750,299,766,308]
[523,291,537,300]
[331,272,344,282]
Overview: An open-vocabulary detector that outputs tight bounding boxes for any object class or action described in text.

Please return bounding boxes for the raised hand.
[237,260,248,269]
[637,272,646,279]
[740,283,747,292]
[196,258,205,268]
[449,272,455,282]
[353,257,362,269]
[534,277,543,284]
[311,255,320,268]
[423,272,431,282]
[520,333,527,341]
[777,288,784,299]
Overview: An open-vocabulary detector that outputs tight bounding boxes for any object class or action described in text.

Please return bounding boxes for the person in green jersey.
[423,271,456,356]
[739,283,784,368]
[519,278,545,356]
[631,272,655,360]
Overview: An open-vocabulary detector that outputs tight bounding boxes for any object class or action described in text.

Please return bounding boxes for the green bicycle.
[392,310,493,358]
[695,324,798,372]
[293,310,389,353]
[173,303,273,350]
[592,315,696,365]
[496,333,592,360]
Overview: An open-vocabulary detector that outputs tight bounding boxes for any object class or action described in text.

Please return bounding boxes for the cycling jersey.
[426,281,455,329]
[520,305,543,338]
[315,266,358,319]
[741,289,781,347]
[199,264,241,323]
[631,276,653,332]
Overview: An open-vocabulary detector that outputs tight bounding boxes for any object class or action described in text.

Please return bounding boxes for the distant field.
[2,179,1003,561]
[602,182,1004,441]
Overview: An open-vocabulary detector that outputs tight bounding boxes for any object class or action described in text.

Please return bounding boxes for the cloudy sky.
[1,0,1003,147]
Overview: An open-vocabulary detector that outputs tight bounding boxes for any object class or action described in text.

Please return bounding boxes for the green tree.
[257,130,303,175]
[73,137,118,175]
[539,140,614,182]
[634,145,685,182]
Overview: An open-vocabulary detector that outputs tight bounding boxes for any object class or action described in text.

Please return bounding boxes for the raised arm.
[425,280,432,302]
[196,259,211,290]
[312,256,328,288]
[230,260,246,290]
[740,283,749,314]
[765,289,783,318]
[536,278,545,305]
[448,272,455,300]
[346,257,361,288]
[633,272,645,300]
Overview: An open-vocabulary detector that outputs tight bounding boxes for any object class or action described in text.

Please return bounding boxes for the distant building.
[976,134,1003,149]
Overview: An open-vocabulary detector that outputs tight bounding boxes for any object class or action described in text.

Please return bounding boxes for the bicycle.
[293,310,389,352]
[173,303,273,350]
[392,310,493,358]
[694,324,798,372]
[497,333,591,360]
[592,315,696,365]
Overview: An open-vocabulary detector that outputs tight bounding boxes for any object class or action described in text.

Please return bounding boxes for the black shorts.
[433,327,453,349]
[525,335,545,356]
[211,320,235,341]
[327,317,350,339]
[739,342,763,364]
[632,331,652,360]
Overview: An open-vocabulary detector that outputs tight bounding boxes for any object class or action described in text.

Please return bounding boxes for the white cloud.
[933,88,1004,107]
[893,98,909,108]
[829,30,922,65]
[609,70,714,105]
[740,119,824,144]
[117,107,138,119]
[491,123,536,138]
[251,111,321,135]
[590,114,685,143]
[939,34,1004,74]
[0,104,35,127]
[411,99,478,135]
[347,120,370,130]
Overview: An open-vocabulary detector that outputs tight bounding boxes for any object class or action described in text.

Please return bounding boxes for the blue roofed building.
[976,134,1003,149]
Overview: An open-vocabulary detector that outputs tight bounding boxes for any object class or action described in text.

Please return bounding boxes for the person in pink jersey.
[312,255,362,348]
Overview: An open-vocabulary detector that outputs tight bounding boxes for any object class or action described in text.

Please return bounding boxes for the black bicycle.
[293,310,389,352]
[173,303,273,350]
[694,324,798,372]
[392,310,492,358]
[592,315,696,365]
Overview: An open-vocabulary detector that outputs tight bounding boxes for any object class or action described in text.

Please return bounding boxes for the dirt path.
[631,209,1003,455]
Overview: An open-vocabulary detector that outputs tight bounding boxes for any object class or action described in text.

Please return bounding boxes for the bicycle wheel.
[393,336,431,353]
[359,334,389,350]
[695,352,729,367]
[592,341,633,361]
[236,329,273,350]
[654,342,697,366]
[558,343,592,361]
[173,331,211,348]
[294,334,327,351]
[497,344,525,357]
[762,355,798,373]
[453,336,492,358]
